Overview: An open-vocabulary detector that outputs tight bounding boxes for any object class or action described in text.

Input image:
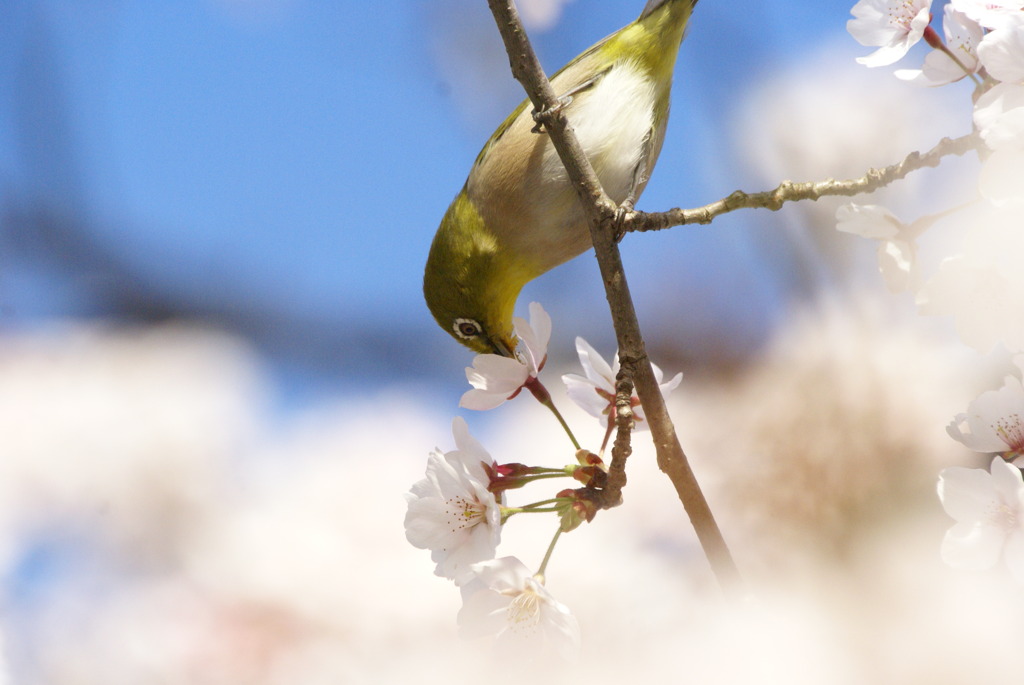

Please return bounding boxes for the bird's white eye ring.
[453,318,483,340]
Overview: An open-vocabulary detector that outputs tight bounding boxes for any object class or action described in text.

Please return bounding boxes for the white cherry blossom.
[460,302,552,410]
[458,556,580,660]
[951,0,1024,30]
[561,337,682,431]
[848,0,932,67]
[405,417,504,585]
[896,5,982,85]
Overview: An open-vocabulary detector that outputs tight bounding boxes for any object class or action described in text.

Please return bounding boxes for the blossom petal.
[878,239,918,292]
[974,82,1024,152]
[894,51,964,85]
[562,337,617,425]
[917,254,1024,354]
[562,372,612,420]
[457,577,511,638]
[404,422,503,584]
[979,149,1024,206]
[405,454,492,560]
[469,556,532,593]
[952,0,1024,30]
[461,354,531,410]
[523,302,552,357]
[509,302,551,375]
[895,7,981,87]
[458,557,581,661]
[938,466,999,522]
[950,377,1024,453]
[977,17,1024,83]
[575,337,615,387]
[1004,532,1024,581]
[990,455,1024,503]
[941,521,1006,570]
[835,203,903,239]
[434,520,503,585]
[849,0,931,66]
[947,413,1007,453]
[451,416,491,473]
[660,370,684,394]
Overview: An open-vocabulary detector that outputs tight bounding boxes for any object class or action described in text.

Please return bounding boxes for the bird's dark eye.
[453,318,483,340]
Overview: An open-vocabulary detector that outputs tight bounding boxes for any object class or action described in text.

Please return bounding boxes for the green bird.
[424,0,697,356]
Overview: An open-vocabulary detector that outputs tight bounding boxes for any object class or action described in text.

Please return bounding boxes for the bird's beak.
[488,336,515,358]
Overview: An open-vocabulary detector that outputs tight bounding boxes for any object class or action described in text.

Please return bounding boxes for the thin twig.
[626,133,983,232]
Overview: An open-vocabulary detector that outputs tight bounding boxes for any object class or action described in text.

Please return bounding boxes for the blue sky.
[0,0,875,398]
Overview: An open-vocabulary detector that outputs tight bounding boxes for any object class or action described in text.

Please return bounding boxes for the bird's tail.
[638,0,697,22]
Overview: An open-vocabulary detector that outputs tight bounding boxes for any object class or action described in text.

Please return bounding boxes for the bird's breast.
[542,60,657,201]
[468,60,659,276]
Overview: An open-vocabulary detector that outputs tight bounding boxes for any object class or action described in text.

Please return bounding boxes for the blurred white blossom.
[4,314,1024,683]
[835,203,919,292]
[835,202,904,239]
[458,556,580,661]
[947,360,1024,460]
[978,148,1024,205]
[972,18,1024,155]
[739,47,959,215]
[976,13,1024,81]
[517,0,574,31]
[974,83,1024,151]
[918,256,1024,353]
[917,208,1024,353]
[0,324,265,566]
[952,0,1024,30]
[938,456,1024,580]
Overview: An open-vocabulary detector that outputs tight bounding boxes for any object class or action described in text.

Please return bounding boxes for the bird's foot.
[531,95,573,134]
[613,200,635,243]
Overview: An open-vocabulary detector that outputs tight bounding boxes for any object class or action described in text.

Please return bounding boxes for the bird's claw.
[613,201,634,243]
[531,95,573,134]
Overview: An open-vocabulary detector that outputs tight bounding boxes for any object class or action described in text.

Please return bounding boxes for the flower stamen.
[445,495,485,531]
[506,586,543,634]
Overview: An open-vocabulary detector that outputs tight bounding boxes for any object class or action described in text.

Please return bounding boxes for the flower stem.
[904,199,980,240]
[537,526,563,578]
[525,377,581,450]
[503,506,561,518]
[524,472,574,481]
[598,412,615,457]
[519,497,568,509]
[923,25,981,86]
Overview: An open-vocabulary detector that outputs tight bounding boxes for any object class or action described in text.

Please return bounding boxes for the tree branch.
[484,0,741,588]
[626,132,983,232]
[484,0,614,219]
